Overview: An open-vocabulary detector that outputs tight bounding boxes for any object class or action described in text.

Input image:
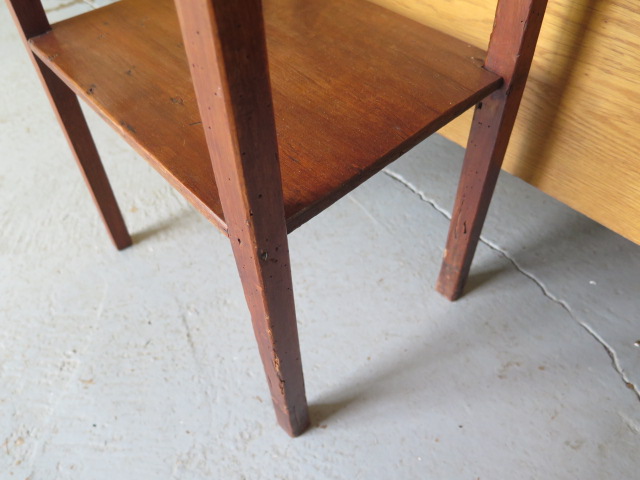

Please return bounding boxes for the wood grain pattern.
[29,0,502,234]
[8,0,550,436]
[174,0,309,437]
[437,0,549,300]
[5,0,131,250]
[371,0,640,245]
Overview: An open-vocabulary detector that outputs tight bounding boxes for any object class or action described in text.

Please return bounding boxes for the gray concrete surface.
[1,1,639,478]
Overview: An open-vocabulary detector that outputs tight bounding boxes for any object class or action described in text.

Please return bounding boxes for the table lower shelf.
[30,0,501,233]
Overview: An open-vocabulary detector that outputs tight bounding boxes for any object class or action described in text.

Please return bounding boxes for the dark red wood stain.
[437,0,549,300]
[28,0,502,233]
[6,0,131,250]
[6,0,548,435]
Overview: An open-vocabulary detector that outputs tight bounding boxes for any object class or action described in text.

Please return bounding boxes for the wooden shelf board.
[29,0,501,233]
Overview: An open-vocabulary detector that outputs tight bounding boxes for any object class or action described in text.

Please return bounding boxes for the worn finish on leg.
[5,0,131,250]
[437,0,549,300]
[175,0,309,436]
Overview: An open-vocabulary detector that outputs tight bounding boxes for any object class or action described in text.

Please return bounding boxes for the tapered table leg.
[6,0,131,250]
[436,0,548,300]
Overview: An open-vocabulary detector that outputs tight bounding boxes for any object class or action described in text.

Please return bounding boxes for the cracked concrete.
[384,169,640,402]
[1,1,639,478]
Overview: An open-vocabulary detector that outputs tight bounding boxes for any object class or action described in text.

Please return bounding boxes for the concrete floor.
[1,1,639,479]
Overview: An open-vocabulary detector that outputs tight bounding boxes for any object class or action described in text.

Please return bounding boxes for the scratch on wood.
[119,120,136,134]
